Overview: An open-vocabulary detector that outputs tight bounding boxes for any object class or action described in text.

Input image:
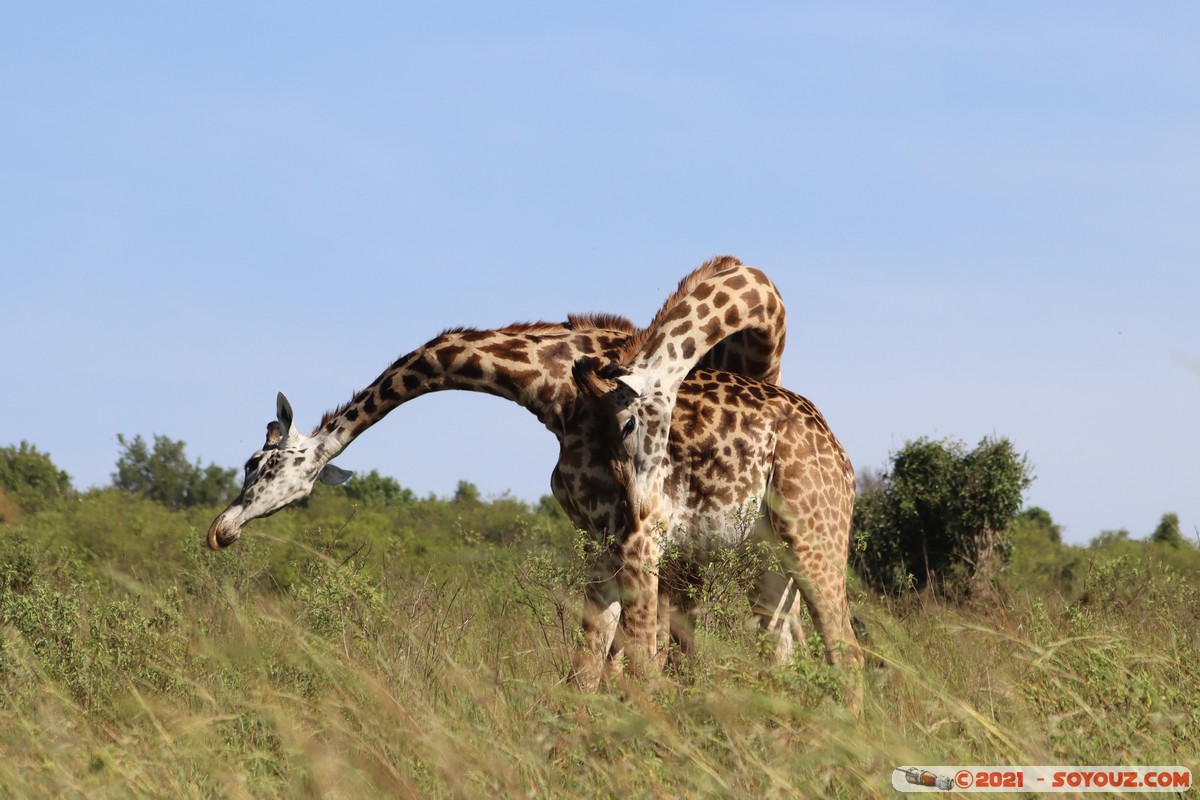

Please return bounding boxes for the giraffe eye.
[621,417,636,438]
[244,455,262,475]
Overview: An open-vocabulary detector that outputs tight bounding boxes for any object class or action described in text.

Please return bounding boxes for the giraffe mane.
[316,402,354,433]
[565,312,637,334]
[615,255,742,363]
[435,322,561,336]
[437,314,636,338]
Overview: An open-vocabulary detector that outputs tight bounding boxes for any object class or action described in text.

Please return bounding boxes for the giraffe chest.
[657,458,774,548]
[658,394,778,548]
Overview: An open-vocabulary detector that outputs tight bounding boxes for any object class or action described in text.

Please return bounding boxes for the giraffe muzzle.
[207,513,242,550]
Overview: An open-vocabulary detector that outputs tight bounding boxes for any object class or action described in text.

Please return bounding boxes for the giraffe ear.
[573,357,618,399]
[277,392,294,429]
[318,464,352,485]
[616,373,647,397]
[276,392,298,448]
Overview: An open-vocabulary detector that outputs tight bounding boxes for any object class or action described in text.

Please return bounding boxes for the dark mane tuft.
[566,312,636,333]
[494,320,572,335]
[315,401,352,434]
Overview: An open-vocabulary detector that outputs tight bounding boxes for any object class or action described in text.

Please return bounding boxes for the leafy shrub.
[1004,507,1080,599]
[0,441,72,516]
[292,551,387,641]
[1016,506,1061,543]
[16,487,203,583]
[0,536,88,704]
[1149,512,1185,547]
[853,436,1032,596]
[89,589,188,696]
[514,528,613,673]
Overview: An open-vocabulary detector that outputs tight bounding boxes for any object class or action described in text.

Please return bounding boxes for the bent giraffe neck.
[579,263,788,519]
[624,264,786,398]
[313,323,627,460]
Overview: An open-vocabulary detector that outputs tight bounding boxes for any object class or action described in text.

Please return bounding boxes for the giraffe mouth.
[207,514,242,550]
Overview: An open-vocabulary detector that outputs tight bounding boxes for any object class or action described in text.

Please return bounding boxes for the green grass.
[1,496,1198,798]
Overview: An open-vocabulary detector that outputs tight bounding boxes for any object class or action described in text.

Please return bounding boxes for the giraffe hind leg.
[746,499,809,663]
[657,591,696,674]
[750,568,808,664]
[766,489,864,709]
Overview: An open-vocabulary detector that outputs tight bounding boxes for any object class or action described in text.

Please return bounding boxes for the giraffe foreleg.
[615,528,662,679]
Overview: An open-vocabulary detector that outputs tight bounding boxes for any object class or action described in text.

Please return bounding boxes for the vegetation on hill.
[112,433,240,511]
[0,436,1196,797]
[0,442,72,523]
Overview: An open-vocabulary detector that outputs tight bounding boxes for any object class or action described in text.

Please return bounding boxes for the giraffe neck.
[622,264,786,397]
[312,323,627,461]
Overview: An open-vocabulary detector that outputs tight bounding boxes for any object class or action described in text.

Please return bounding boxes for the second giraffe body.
[576,265,864,705]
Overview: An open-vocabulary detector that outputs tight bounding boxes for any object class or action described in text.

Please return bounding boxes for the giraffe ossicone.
[614,373,647,396]
[277,392,353,485]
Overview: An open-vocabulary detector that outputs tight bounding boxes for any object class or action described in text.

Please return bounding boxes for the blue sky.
[2,3,1196,545]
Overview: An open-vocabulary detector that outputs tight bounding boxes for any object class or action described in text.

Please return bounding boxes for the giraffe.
[206,257,801,688]
[567,263,792,681]
[574,266,864,706]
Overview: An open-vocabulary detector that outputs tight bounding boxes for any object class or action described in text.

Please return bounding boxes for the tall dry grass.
[1,511,1197,798]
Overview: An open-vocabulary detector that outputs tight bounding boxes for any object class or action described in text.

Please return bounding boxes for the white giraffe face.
[612,376,673,516]
[207,393,350,550]
[572,356,673,526]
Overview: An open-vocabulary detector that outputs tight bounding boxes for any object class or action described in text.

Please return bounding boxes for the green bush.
[1004,507,1081,600]
[0,441,72,517]
[853,436,1032,596]
[15,488,206,582]
[1150,512,1185,547]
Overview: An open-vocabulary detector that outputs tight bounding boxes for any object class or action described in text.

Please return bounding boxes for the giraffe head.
[573,357,668,524]
[207,392,352,550]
